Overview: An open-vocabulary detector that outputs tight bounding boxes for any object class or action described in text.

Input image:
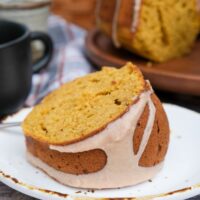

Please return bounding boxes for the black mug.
[0,20,53,116]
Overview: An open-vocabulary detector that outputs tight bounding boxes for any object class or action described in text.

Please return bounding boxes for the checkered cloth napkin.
[25,15,93,107]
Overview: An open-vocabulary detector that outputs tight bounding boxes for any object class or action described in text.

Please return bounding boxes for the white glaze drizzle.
[27,89,163,189]
[112,0,122,47]
[131,0,143,32]
[137,95,156,159]
[111,0,143,46]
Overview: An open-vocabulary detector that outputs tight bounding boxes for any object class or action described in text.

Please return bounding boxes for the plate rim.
[1,169,200,200]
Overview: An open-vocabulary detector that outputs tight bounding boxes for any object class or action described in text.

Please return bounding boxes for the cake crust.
[26,137,107,175]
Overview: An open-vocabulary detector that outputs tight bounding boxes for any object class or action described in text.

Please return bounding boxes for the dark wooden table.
[0,90,200,199]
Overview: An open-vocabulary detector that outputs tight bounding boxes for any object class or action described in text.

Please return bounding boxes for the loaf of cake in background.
[96,0,200,62]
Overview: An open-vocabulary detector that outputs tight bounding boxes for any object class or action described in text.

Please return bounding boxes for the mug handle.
[30,32,53,73]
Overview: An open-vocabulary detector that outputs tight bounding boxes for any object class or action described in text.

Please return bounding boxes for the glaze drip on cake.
[111,0,143,47]
[131,0,143,32]
[112,0,122,47]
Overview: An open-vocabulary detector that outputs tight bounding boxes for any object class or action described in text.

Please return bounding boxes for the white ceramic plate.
[0,104,200,200]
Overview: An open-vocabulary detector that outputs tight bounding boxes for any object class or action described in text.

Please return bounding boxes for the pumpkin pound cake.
[23,63,170,189]
[96,0,200,62]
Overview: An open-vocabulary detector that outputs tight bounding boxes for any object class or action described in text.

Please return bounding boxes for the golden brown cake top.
[22,63,146,145]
